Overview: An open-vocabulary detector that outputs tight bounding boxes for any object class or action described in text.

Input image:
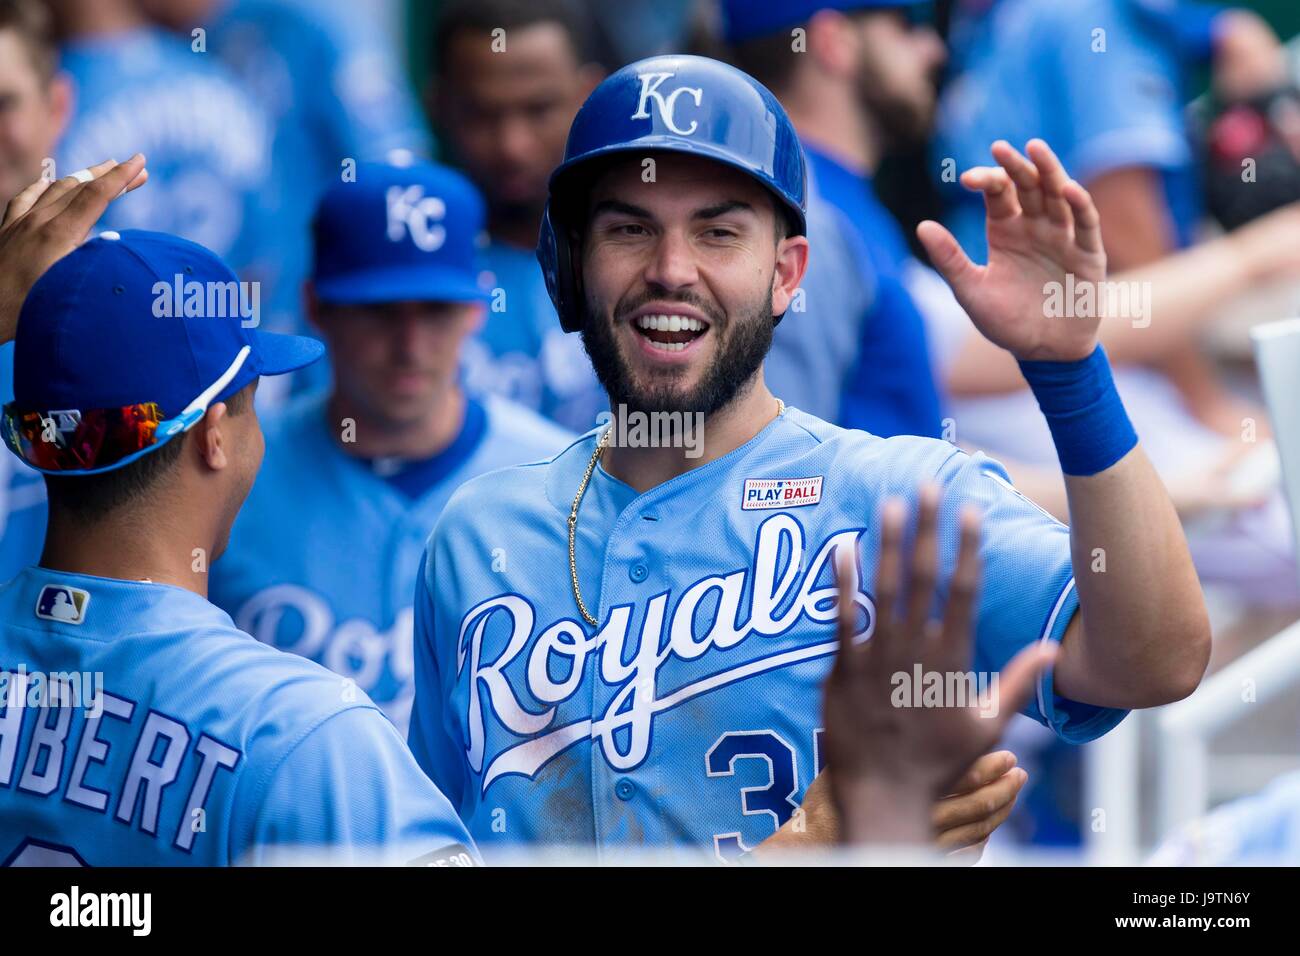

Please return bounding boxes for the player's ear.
[770,234,809,318]
[463,302,486,336]
[806,9,858,78]
[47,73,73,141]
[195,403,231,472]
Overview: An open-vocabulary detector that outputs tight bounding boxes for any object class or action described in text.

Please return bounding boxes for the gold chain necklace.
[567,398,786,627]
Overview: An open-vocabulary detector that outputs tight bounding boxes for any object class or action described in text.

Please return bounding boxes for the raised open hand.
[917,140,1106,363]
[0,155,149,345]
[821,485,1057,845]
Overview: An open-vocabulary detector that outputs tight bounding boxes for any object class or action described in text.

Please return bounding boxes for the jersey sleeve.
[932,448,1129,743]
[408,549,471,812]
[237,704,478,866]
[839,272,943,440]
[1051,2,1191,183]
[312,5,433,161]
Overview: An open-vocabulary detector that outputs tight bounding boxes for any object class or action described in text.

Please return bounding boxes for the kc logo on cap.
[385,184,447,252]
[311,161,491,306]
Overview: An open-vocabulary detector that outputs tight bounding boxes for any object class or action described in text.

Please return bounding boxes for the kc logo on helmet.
[386,184,447,252]
[632,72,703,136]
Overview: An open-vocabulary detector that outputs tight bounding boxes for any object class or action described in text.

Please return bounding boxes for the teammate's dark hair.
[433,0,592,74]
[43,385,251,521]
[726,26,807,97]
[0,0,57,83]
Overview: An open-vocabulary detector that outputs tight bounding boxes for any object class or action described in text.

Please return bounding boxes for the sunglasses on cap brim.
[2,346,251,476]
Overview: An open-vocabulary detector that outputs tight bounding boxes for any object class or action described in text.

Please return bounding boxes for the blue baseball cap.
[7,229,323,474]
[311,160,492,306]
[721,0,931,44]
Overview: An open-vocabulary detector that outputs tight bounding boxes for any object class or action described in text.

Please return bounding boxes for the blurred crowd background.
[4,0,1300,861]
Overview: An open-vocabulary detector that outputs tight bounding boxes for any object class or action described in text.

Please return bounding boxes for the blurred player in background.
[409,55,1210,859]
[722,0,946,436]
[209,160,573,734]
[47,0,274,326]
[0,0,69,582]
[577,0,700,69]
[0,166,476,865]
[725,0,945,287]
[932,0,1300,608]
[1151,768,1300,865]
[429,0,605,432]
[142,0,436,398]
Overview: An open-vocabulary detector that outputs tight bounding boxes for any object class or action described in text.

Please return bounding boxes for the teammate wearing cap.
[0,171,478,864]
[407,55,1210,860]
[208,161,573,735]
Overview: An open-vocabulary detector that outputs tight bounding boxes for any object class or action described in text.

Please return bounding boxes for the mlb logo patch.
[35,585,90,625]
[742,476,824,511]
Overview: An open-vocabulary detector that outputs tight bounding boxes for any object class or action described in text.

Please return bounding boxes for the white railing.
[1082,708,1141,863]
[1082,618,1300,861]
[1155,618,1300,837]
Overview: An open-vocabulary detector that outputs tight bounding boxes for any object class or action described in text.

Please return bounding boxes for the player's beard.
[855,55,936,148]
[579,288,773,419]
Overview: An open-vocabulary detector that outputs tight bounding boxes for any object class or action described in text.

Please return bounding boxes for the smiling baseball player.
[208,160,573,735]
[408,55,1210,860]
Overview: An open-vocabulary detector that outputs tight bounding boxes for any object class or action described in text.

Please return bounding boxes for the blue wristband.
[1017,345,1137,477]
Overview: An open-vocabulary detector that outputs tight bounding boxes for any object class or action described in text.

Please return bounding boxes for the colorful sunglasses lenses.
[2,403,164,472]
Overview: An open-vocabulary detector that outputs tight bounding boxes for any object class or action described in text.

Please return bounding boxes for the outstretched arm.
[917,139,1210,709]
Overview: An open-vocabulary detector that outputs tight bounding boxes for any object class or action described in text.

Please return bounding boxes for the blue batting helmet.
[537,54,808,333]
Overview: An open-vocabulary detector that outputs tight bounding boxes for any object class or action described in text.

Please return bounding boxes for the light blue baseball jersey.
[0,567,477,866]
[0,345,45,583]
[800,142,943,438]
[1152,770,1300,866]
[209,390,574,736]
[464,240,607,433]
[0,456,43,585]
[410,408,1128,860]
[764,170,942,436]
[936,0,1201,261]
[57,27,273,295]
[206,0,435,396]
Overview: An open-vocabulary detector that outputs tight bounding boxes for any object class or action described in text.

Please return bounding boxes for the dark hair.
[43,384,251,520]
[0,0,57,83]
[726,26,808,96]
[433,0,592,75]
